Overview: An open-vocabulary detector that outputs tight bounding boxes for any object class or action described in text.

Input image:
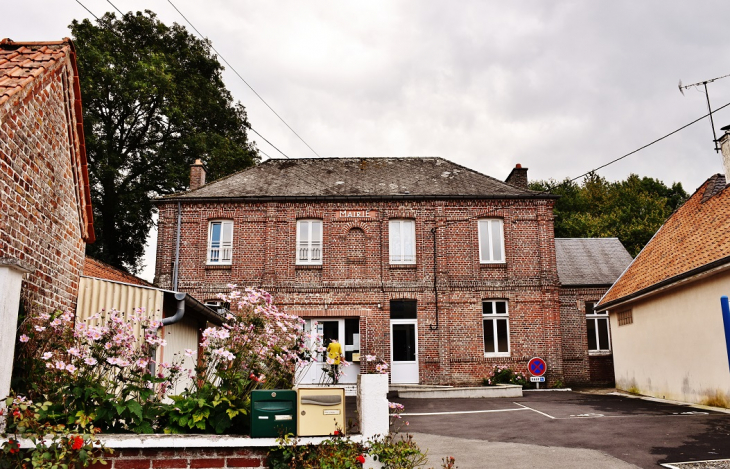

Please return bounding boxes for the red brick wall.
[88,448,267,469]
[155,197,568,385]
[558,287,615,386]
[0,53,87,314]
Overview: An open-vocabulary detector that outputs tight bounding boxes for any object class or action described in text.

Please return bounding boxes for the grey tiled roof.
[164,157,551,200]
[555,238,633,286]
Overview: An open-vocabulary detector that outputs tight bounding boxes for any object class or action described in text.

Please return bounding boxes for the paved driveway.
[389,391,730,468]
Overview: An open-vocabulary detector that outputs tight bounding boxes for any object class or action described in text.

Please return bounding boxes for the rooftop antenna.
[679,72,730,153]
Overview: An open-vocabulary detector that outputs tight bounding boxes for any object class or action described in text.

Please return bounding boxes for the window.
[478,219,505,263]
[207,220,233,264]
[483,300,509,356]
[389,220,416,264]
[296,219,322,264]
[585,301,611,352]
[204,300,230,315]
[618,309,633,326]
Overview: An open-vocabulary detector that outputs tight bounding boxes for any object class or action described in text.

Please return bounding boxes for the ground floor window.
[483,300,509,356]
[585,301,611,352]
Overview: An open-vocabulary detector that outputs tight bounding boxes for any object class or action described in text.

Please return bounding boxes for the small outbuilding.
[596,132,730,404]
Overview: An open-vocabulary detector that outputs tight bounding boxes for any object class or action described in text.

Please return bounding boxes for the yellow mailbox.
[296,387,345,436]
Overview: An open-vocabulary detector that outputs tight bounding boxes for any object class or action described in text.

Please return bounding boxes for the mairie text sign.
[528,357,547,377]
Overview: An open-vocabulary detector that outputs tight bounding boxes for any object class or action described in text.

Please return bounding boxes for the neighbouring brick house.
[155,157,588,386]
[556,238,632,386]
[0,38,94,399]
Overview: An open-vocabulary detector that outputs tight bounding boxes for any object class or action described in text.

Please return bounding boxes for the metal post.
[720,296,730,372]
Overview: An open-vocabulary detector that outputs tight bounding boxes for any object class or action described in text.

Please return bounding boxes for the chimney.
[505,164,528,189]
[189,159,207,191]
[719,125,730,180]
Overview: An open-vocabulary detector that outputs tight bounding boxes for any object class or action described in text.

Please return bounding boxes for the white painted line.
[660,459,730,468]
[400,407,529,417]
[513,402,556,419]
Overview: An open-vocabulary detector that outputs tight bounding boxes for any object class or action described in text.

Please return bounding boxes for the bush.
[482,365,530,387]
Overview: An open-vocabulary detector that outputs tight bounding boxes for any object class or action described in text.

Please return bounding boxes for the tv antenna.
[679,72,730,152]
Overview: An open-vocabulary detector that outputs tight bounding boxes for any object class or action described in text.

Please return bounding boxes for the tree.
[71,11,259,273]
[530,173,688,256]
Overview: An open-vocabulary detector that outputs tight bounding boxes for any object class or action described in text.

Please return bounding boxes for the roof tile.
[555,238,633,286]
[0,39,72,107]
[599,174,730,306]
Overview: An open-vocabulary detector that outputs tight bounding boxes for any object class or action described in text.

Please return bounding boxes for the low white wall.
[610,269,730,405]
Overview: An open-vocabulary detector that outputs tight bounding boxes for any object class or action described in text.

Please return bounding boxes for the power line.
[248,127,291,159]
[165,0,322,158]
[569,100,730,183]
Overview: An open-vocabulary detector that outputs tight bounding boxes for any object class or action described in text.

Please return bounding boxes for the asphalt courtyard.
[385,390,730,469]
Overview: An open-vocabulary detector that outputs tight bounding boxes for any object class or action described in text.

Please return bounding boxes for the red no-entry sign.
[528,357,547,377]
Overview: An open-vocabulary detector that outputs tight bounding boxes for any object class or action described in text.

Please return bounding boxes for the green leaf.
[126,400,143,421]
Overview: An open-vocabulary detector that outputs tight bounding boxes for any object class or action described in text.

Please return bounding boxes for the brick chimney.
[505,164,528,189]
[189,159,207,191]
[719,125,730,180]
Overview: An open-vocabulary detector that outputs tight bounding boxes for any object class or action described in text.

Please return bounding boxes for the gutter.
[162,292,187,326]
[153,193,560,205]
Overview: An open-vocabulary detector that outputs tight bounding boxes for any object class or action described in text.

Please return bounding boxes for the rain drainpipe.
[172,201,182,291]
[429,227,439,331]
[149,292,187,377]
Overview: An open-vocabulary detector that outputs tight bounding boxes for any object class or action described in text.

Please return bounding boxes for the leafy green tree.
[71,11,258,273]
[531,173,688,256]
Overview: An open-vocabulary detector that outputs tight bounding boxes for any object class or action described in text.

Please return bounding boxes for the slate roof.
[0,39,72,106]
[161,157,554,202]
[555,238,633,286]
[598,174,730,309]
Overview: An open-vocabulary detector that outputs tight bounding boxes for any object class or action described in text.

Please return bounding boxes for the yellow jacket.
[327,341,343,365]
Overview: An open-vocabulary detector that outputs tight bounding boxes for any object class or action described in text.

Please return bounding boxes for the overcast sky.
[5,1,730,281]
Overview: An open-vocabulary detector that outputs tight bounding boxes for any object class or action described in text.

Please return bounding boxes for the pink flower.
[84,357,97,366]
[34,326,46,332]
[65,364,77,373]
[19,335,29,343]
[41,352,53,360]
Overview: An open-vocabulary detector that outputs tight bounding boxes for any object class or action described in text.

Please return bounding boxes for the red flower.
[70,436,84,450]
[7,439,19,454]
[333,430,340,436]
[356,454,366,464]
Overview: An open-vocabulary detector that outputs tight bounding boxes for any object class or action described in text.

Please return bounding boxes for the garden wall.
[87,447,268,469]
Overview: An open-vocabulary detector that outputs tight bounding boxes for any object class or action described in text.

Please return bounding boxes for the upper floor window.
[478,219,505,263]
[483,300,510,356]
[389,219,416,264]
[586,301,611,352]
[207,220,233,264]
[297,219,322,265]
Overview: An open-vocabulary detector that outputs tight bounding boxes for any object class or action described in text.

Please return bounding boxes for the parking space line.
[513,402,557,419]
[400,407,529,417]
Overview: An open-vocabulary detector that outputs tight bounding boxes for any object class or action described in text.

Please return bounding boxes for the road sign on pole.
[528,357,547,389]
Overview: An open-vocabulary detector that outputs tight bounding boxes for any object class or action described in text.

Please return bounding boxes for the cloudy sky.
[6,1,730,280]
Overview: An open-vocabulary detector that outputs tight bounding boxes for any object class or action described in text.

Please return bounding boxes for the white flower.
[65,364,77,373]
[34,326,46,332]
[184,349,195,357]
[54,361,66,370]
[41,352,53,360]
[84,357,97,366]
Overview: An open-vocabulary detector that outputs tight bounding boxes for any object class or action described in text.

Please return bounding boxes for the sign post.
[528,357,547,389]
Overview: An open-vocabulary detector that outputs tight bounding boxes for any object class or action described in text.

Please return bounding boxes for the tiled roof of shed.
[83,257,153,287]
[598,174,730,308]
[164,157,551,200]
[0,39,71,107]
[555,238,633,286]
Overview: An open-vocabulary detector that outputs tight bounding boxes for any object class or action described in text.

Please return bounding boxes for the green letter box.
[251,390,297,438]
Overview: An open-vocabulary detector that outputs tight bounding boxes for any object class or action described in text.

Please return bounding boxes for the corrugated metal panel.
[76,277,164,340]
[162,314,200,395]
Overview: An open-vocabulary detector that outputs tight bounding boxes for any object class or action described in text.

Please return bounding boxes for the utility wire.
[569,100,730,183]
[106,0,124,16]
[165,0,322,158]
[248,127,291,159]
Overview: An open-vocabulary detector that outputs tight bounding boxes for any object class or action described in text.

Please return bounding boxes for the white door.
[390,319,419,383]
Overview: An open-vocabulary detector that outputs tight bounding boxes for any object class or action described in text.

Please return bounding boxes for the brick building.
[0,38,94,399]
[156,157,578,386]
[555,238,632,386]
[0,38,94,316]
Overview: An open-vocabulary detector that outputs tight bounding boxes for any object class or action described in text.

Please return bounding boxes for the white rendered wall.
[0,262,30,412]
[610,269,730,404]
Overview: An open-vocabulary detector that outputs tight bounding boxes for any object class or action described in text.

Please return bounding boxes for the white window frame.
[483,300,510,357]
[389,219,416,264]
[296,219,323,265]
[585,301,611,353]
[478,219,505,264]
[207,220,233,265]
